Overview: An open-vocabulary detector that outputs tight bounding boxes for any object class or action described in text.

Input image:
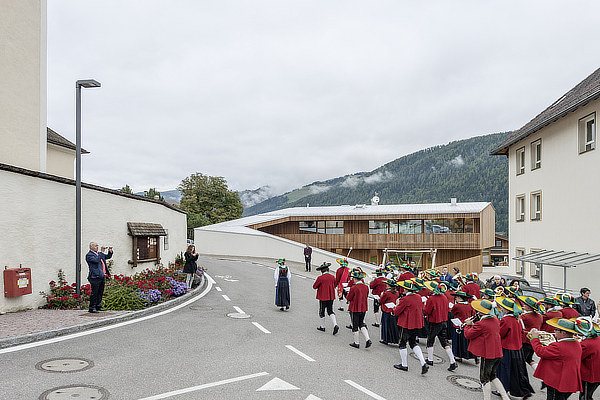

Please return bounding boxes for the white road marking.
[305,395,323,400]
[222,294,231,301]
[0,273,214,354]
[295,275,307,279]
[285,345,316,362]
[206,275,216,285]
[215,286,222,292]
[252,322,271,334]
[233,306,245,314]
[344,380,386,400]
[256,377,300,391]
[137,371,269,399]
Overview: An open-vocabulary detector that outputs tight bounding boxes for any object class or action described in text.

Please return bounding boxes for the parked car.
[486,274,546,300]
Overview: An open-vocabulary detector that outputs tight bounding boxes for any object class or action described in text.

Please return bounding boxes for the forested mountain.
[243,132,509,235]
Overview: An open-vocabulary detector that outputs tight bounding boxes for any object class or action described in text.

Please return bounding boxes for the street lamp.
[75,79,101,296]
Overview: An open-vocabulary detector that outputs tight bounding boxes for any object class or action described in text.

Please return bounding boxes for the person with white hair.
[85,241,113,313]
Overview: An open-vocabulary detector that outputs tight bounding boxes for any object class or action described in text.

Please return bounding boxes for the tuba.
[526,331,556,346]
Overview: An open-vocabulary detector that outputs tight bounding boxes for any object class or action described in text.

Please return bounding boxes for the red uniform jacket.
[560,307,579,319]
[462,282,481,299]
[520,312,543,343]
[581,336,600,383]
[398,272,415,281]
[346,283,369,313]
[313,273,336,301]
[541,310,563,332]
[370,277,387,297]
[499,315,522,350]
[444,290,456,304]
[379,290,399,313]
[417,288,431,297]
[335,267,350,287]
[464,315,503,359]
[532,338,582,393]
[451,302,475,322]
[424,294,449,324]
[394,293,424,329]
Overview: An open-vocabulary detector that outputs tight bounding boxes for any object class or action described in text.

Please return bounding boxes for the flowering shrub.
[137,288,162,306]
[40,270,90,310]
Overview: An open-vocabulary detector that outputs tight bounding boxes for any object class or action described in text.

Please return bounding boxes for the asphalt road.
[0,256,546,399]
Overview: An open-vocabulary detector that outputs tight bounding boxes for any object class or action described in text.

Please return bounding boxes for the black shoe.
[448,363,458,371]
[455,357,463,363]
[415,337,420,343]
[346,324,353,329]
[491,390,500,396]
[333,325,339,335]
[379,340,388,345]
[426,360,434,366]
[475,357,480,365]
[421,364,429,375]
[338,307,344,311]
[372,323,380,327]
[88,309,98,313]
[280,307,285,311]
[365,340,372,348]
[394,364,408,371]
[541,382,546,390]
[285,306,289,310]
[96,307,104,311]
[317,327,325,332]
[349,343,359,349]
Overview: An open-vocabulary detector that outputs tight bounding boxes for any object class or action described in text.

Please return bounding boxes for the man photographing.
[86,242,113,313]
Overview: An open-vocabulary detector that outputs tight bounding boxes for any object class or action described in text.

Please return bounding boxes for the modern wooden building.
[196,199,495,274]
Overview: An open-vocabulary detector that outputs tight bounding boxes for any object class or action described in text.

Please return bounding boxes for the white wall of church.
[46,144,75,179]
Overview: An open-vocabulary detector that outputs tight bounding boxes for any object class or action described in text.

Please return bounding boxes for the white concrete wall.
[194,227,374,271]
[0,0,47,172]
[507,97,600,295]
[0,169,187,313]
[46,144,75,179]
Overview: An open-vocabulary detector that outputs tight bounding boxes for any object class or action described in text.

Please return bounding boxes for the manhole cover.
[410,352,443,364]
[39,384,109,399]
[226,312,252,319]
[35,358,94,373]
[189,305,213,311]
[447,375,482,392]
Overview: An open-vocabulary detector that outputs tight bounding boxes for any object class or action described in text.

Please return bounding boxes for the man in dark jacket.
[86,241,113,313]
[304,244,312,272]
[575,288,597,317]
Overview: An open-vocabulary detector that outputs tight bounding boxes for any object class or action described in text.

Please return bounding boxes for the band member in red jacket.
[379,279,400,345]
[346,270,371,349]
[393,280,428,374]
[575,317,600,400]
[335,258,351,311]
[464,299,510,400]
[313,262,339,335]
[530,318,583,399]
[450,291,477,363]
[518,296,544,371]
[424,281,457,371]
[541,297,563,332]
[370,268,387,328]
[496,297,534,398]
[462,273,482,300]
[397,265,415,295]
[556,294,580,319]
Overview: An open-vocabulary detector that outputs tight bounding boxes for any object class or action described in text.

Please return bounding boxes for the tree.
[178,173,243,231]
[120,184,133,194]
[144,188,164,201]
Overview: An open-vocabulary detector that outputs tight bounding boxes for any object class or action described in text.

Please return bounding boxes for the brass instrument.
[494,286,505,296]
[526,331,556,346]
[453,272,466,288]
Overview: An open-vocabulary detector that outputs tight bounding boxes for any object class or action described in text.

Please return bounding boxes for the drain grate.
[39,384,109,399]
[410,352,444,364]
[447,375,482,392]
[226,312,252,319]
[35,358,94,373]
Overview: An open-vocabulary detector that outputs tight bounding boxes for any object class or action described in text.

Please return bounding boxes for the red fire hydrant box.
[4,268,32,297]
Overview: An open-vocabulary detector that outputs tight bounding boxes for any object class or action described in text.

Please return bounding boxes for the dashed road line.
[252,322,271,334]
[215,286,222,292]
[137,371,270,399]
[233,306,245,314]
[222,294,231,301]
[285,345,316,362]
[344,380,386,400]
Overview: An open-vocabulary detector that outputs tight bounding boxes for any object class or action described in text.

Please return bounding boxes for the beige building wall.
[0,169,187,313]
[508,97,600,295]
[46,144,75,179]
[0,0,47,172]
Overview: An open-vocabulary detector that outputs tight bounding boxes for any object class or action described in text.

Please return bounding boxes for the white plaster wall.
[46,144,75,179]
[0,170,187,313]
[507,98,600,295]
[0,0,47,172]
[194,227,373,271]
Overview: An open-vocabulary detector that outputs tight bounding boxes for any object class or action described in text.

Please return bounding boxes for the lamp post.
[75,79,101,296]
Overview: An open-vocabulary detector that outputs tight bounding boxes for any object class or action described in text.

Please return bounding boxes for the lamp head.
[76,79,101,88]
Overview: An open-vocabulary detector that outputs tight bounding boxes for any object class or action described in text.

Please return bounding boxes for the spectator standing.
[303,244,312,272]
[575,288,597,318]
[440,266,454,284]
[85,242,113,313]
[183,244,199,291]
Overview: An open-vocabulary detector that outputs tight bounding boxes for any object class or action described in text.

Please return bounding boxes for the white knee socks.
[374,312,380,324]
[329,313,337,326]
[413,346,426,366]
[399,348,408,367]
[320,317,325,328]
[491,378,510,400]
[445,347,456,364]
[427,346,434,361]
[482,383,491,400]
[360,326,370,341]
[353,331,360,344]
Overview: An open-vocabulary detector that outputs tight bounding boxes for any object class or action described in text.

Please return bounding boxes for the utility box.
[4,268,32,297]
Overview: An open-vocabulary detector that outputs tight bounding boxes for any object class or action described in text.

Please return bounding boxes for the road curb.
[0,276,209,350]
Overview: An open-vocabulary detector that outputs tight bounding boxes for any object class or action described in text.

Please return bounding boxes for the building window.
[579,112,596,153]
[127,222,166,267]
[299,221,317,233]
[463,218,474,233]
[317,221,326,234]
[530,191,542,221]
[495,239,502,247]
[398,219,422,234]
[529,248,541,278]
[325,221,344,234]
[516,147,525,175]
[516,195,525,222]
[531,139,541,170]
[369,220,389,234]
[164,229,169,251]
[515,248,525,275]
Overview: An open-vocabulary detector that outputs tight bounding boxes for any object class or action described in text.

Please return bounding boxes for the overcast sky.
[47,0,600,196]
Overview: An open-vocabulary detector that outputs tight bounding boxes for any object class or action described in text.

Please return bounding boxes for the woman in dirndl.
[274,258,291,311]
[379,279,400,344]
[450,291,477,362]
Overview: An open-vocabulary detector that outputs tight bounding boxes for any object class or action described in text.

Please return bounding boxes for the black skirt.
[275,276,290,307]
[451,327,475,359]
[381,312,399,344]
[497,348,534,397]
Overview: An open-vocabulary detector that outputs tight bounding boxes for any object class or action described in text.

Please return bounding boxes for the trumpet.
[453,272,466,288]
[526,331,556,346]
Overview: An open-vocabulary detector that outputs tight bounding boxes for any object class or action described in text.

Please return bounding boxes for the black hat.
[316,262,331,272]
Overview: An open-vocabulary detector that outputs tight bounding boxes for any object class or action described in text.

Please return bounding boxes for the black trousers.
[88,277,105,310]
[305,257,311,271]
[580,381,600,400]
[426,321,449,348]
[373,299,380,313]
[522,342,535,364]
[398,327,419,349]
[351,312,366,332]
[480,357,501,384]
[319,300,334,318]
[546,385,572,400]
